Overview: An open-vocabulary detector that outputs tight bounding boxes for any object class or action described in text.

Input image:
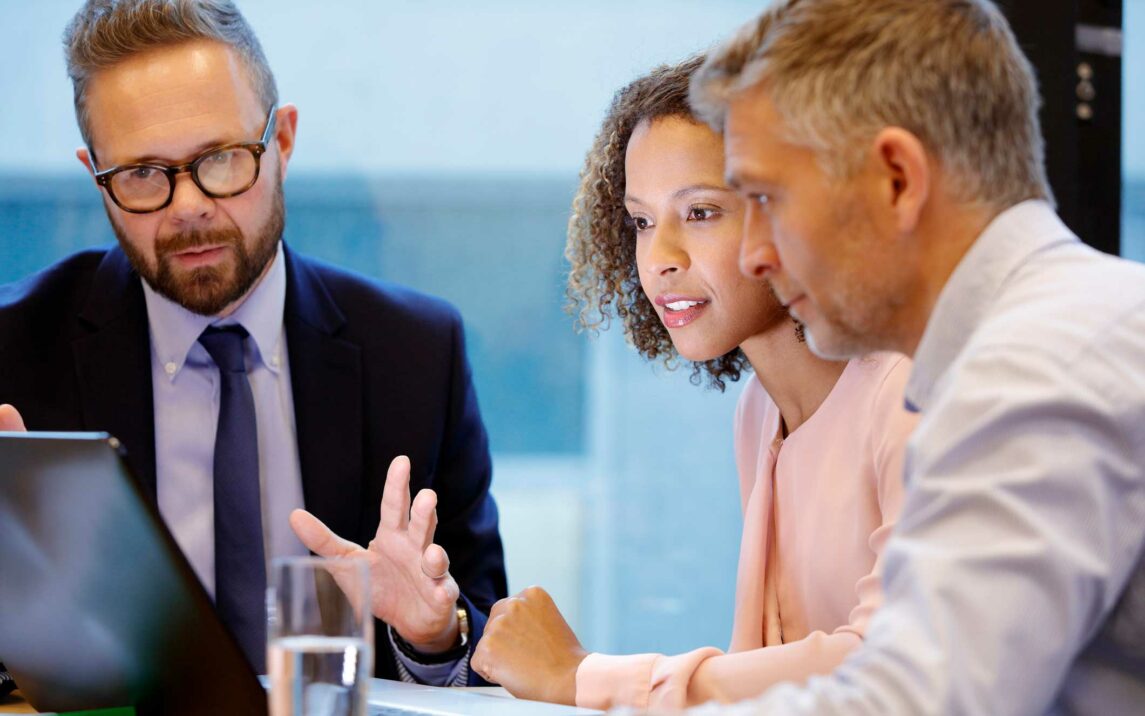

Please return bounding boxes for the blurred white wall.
[0,1,764,174]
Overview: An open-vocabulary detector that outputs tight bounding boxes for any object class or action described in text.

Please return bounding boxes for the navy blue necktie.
[199,325,266,673]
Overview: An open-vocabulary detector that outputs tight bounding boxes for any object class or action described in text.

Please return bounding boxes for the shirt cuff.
[576,652,657,710]
[388,625,470,686]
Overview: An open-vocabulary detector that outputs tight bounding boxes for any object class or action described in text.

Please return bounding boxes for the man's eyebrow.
[122,137,236,166]
[725,171,777,193]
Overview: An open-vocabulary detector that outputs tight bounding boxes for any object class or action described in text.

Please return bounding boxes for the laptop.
[0,432,267,716]
[0,433,598,716]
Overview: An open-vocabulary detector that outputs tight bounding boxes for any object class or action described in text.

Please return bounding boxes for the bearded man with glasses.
[87,102,284,317]
[0,0,506,690]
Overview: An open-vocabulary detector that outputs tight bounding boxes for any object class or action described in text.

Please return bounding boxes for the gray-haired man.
[683,0,1145,713]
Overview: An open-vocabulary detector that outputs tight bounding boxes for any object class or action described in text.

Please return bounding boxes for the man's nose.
[166,173,215,224]
[740,203,779,279]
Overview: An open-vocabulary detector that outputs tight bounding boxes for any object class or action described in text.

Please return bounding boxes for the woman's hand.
[471,586,587,704]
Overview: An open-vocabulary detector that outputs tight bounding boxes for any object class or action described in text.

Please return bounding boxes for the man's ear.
[868,127,931,234]
[76,147,97,181]
[272,103,299,181]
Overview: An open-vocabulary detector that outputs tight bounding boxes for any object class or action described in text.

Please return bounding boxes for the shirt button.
[271,354,280,367]
[164,361,177,375]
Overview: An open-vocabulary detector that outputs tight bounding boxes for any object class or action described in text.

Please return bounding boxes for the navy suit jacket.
[0,244,507,683]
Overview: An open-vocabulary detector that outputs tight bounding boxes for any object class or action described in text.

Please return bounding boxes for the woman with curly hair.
[472,56,917,710]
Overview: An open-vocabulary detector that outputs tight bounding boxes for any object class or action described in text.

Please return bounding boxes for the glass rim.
[270,554,370,572]
[90,104,278,214]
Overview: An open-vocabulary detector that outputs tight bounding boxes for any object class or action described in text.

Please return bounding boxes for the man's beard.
[110,180,285,316]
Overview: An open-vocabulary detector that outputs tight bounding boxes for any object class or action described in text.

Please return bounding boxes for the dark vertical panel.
[996,0,1080,239]
[996,0,1122,255]
[1077,0,1123,255]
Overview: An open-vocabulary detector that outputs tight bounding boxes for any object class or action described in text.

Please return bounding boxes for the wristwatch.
[456,601,470,647]
[392,600,470,664]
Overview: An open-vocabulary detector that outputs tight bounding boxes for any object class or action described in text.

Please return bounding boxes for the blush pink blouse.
[575,353,917,710]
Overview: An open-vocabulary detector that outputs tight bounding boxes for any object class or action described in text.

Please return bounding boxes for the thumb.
[289,509,359,558]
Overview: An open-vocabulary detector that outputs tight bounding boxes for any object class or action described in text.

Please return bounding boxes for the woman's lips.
[659,298,710,328]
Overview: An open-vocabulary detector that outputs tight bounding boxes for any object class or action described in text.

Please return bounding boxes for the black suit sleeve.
[432,315,506,684]
[0,662,14,697]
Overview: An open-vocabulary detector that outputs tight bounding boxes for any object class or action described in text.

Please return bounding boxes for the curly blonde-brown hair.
[565,55,748,391]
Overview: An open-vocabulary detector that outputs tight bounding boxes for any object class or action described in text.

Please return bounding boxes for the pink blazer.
[576,353,917,710]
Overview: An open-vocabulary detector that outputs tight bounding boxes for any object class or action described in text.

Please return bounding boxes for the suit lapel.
[283,248,364,542]
[72,247,158,502]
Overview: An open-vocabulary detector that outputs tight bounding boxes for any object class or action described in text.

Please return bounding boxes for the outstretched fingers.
[289,509,360,559]
[421,544,458,602]
[408,488,439,550]
[379,455,412,530]
[0,404,27,432]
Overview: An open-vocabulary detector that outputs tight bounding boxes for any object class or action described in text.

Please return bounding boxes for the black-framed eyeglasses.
[92,105,278,214]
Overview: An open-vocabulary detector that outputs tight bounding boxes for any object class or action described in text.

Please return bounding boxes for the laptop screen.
[0,432,267,716]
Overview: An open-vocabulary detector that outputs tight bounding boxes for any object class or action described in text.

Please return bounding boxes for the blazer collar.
[282,246,364,542]
[70,244,365,537]
[72,246,158,501]
[283,245,346,336]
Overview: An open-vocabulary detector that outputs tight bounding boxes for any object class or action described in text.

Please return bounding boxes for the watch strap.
[390,601,471,665]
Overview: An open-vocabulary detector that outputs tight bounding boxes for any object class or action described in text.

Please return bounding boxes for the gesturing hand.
[289,455,462,653]
[471,586,587,704]
[0,404,27,431]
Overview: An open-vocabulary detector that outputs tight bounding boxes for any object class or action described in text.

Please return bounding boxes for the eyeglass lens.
[110,146,259,211]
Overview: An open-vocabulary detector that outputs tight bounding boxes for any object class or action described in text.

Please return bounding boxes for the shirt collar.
[904,200,1078,412]
[143,241,288,380]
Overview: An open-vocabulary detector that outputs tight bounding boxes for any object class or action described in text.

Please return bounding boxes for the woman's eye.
[688,206,718,221]
[629,216,651,231]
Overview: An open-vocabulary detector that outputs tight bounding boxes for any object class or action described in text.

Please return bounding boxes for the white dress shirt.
[683,201,1145,715]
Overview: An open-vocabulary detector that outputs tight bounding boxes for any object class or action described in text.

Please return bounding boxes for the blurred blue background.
[1,0,1142,658]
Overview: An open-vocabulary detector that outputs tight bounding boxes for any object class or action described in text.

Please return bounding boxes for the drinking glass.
[267,556,373,716]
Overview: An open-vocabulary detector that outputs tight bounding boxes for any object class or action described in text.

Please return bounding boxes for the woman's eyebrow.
[626,184,732,206]
[673,183,732,199]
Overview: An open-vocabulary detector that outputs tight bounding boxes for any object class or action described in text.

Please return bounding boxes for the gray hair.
[64,0,278,151]
[691,0,1053,209]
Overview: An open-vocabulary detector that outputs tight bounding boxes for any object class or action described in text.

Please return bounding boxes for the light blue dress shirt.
[144,243,462,684]
[147,242,308,596]
[682,201,1145,715]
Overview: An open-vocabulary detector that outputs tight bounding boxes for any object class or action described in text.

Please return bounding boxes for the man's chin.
[152,265,245,317]
[803,322,870,361]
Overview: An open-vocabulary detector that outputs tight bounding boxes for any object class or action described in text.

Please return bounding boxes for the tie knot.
[199,325,250,374]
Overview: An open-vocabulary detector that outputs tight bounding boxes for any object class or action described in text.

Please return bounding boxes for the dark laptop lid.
[0,432,267,716]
